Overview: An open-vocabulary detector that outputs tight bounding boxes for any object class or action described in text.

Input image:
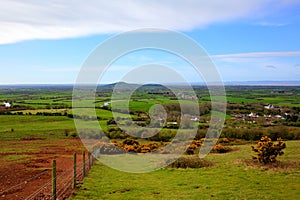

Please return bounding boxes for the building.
[2,102,11,108]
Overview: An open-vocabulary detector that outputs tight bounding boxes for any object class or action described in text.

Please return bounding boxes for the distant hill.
[98,82,139,90]
[98,80,300,90]
[98,82,172,92]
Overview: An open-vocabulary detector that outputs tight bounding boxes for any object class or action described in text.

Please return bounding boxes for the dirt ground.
[0,138,88,200]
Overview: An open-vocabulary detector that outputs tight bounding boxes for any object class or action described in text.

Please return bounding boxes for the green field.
[72,141,300,200]
[0,84,300,199]
[0,115,76,140]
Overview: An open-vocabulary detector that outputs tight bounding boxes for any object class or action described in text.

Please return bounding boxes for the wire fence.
[0,169,50,197]
[1,151,96,200]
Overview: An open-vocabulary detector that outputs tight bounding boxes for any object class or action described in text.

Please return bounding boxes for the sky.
[0,0,300,84]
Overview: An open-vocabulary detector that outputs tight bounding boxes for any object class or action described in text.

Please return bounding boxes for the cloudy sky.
[0,0,300,84]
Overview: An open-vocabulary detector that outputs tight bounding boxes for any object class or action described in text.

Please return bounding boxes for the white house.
[3,102,11,108]
[264,104,274,109]
[167,122,177,125]
[190,117,199,121]
[248,112,259,117]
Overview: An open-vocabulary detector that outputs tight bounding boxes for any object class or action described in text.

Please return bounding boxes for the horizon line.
[0,80,300,87]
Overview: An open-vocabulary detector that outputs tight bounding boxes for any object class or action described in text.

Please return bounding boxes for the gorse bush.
[251,136,286,164]
[212,143,232,153]
[122,138,139,146]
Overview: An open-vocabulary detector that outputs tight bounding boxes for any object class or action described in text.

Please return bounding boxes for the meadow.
[72,141,300,200]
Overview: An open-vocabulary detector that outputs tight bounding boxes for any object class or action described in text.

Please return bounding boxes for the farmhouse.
[264,104,274,109]
[1,101,11,109]
[167,122,177,125]
[248,112,259,118]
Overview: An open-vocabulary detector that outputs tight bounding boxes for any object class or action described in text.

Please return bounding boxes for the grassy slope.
[72,141,300,200]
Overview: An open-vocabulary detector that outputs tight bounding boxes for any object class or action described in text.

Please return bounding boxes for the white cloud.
[212,51,300,59]
[0,0,280,44]
[265,65,277,69]
[255,22,288,27]
[211,51,300,81]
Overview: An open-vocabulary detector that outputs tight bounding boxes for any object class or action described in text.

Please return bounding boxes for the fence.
[0,151,96,200]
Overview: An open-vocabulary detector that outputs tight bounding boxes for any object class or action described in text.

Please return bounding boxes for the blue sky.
[0,0,300,84]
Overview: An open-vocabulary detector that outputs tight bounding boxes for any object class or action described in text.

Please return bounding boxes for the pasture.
[72,141,300,200]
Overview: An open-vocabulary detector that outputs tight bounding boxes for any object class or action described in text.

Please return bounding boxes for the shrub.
[122,138,139,146]
[138,145,151,153]
[64,129,69,136]
[168,157,213,168]
[267,126,288,141]
[122,144,136,152]
[218,137,230,143]
[70,132,78,138]
[112,139,162,153]
[107,119,116,125]
[149,130,176,142]
[212,144,232,153]
[105,127,127,139]
[251,136,286,164]
[185,140,202,155]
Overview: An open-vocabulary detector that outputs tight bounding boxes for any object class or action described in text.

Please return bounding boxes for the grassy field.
[1,85,300,199]
[0,115,76,140]
[72,141,300,200]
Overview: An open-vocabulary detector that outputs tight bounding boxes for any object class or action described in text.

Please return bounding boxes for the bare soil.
[0,138,87,200]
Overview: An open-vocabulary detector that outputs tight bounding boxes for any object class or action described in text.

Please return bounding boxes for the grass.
[72,141,300,200]
[2,154,34,161]
[11,108,68,114]
[0,138,83,154]
[0,86,300,199]
[0,115,76,140]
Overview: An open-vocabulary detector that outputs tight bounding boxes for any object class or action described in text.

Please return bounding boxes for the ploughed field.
[0,138,86,199]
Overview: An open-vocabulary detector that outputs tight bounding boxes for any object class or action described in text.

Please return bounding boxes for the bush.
[70,132,78,138]
[251,136,286,164]
[168,157,213,168]
[149,130,176,142]
[107,119,116,125]
[218,137,230,143]
[111,139,162,153]
[185,140,202,155]
[266,126,288,141]
[212,144,232,153]
[105,127,127,139]
[122,138,139,146]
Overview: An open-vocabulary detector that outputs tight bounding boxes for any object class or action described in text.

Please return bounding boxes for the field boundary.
[0,151,96,200]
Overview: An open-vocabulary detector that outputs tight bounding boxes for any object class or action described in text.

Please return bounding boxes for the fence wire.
[3,151,96,200]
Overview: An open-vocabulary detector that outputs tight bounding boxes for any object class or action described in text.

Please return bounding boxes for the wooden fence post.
[52,160,56,200]
[83,151,86,177]
[73,153,76,188]
[91,153,94,166]
[88,152,91,170]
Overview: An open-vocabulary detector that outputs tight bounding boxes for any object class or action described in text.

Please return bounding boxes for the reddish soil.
[0,138,90,200]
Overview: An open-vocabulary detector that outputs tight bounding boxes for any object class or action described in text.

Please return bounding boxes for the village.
[231,104,299,126]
